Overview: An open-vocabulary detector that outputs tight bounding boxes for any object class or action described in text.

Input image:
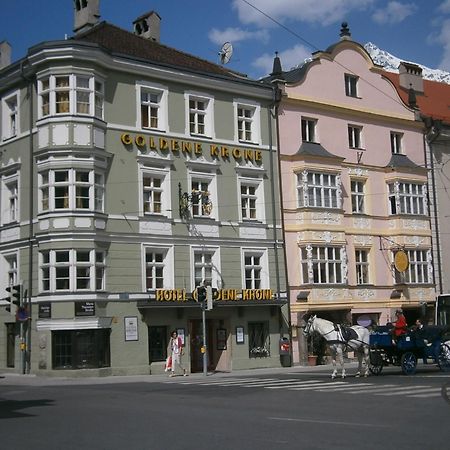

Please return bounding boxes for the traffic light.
[5,284,22,314]
[206,286,214,311]
[196,285,207,303]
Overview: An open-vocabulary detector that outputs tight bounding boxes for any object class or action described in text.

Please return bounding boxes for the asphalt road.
[1,364,449,450]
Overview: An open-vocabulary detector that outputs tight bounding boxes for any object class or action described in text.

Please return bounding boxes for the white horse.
[303,315,370,379]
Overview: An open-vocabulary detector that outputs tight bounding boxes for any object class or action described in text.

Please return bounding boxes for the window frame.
[350,179,365,214]
[390,131,403,154]
[234,99,261,145]
[297,170,341,209]
[38,168,105,213]
[301,117,317,143]
[1,90,19,141]
[242,249,268,290]
[345,74,359,97]
[192,247,220,289]
[301,245,346,285]
[185,91,214,138]
[1,172,19,225]
[394,249,431,285]
[355,249,370,285]
[348,124,363,149]
[39,249,106,293]
[137,82,169,132]
[37,73,104,119]
[238,176,265,222]
[388,181,426,216]
[248,321,270,358]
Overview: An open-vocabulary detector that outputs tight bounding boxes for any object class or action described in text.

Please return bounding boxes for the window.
[244,253,262,289]
[38,168,104,212]
[193,250,214,287]
[6,254,18,286]
[388,181,426,215]
[138,84,168,131]
[355,249,370,285]
[140,167,170,217]
[394,249,431,284]
[249,322,270,358]
[145,250,165,290]
[301,246,345,284]
[40,249,106,292]
[186,92,214,137]
[1,92,18,140]
[390,132,403,154]
[351,180,365,214]
[38,74,104,118]
[301,118,317,143]
[345,74,358,97]
[191,178,212,218]
[52,329,110,370]
[143,175,163,214]
[348,125,363,148]
[235,101,260,144]
[297,171,340,209]
[241,183,257,220]
[1,175,19,224]
[148,326,168,362]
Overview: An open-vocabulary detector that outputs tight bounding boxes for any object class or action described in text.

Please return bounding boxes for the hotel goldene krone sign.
[155,288,274,302]
[121,133,263,162]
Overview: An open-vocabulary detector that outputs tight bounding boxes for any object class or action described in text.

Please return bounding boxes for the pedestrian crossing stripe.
[165,377,442,398]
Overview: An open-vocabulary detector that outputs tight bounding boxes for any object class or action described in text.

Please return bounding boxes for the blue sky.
[1,0,450,79]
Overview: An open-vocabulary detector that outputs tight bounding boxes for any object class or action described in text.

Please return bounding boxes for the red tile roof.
[73,21,246,80]
[383,71,450,123]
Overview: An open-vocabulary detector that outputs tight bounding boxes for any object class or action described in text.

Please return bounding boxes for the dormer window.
[345,74,358,97]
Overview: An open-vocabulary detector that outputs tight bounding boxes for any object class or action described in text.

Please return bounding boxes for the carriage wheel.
[369,350,383,375]
[401,352,417,375]
[438,344,450,372]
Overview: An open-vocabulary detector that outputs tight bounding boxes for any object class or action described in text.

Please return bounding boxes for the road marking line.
[315,383,374,391]
[375,387,438,396]
[346,384,398,393]
[265,380,326,389]
[409,392,443,398]
[240,379,303,387]
[268,417,390,428]
[288,381,348,390]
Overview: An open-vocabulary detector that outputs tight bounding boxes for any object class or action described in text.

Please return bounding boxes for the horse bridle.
[303,315,314,336]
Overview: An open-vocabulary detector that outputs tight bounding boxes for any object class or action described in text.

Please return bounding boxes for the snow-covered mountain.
[364,42,450,84]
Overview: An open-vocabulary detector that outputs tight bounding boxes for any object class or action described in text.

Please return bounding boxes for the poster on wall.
[124,316,139,341]
[236,326,244,344]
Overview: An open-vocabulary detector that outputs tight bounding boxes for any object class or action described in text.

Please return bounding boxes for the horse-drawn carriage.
[303,314,450,379]
[369,325,450,375]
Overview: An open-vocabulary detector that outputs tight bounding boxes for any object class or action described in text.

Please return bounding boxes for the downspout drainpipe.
[21,60,34,374]
[271,84,293,366]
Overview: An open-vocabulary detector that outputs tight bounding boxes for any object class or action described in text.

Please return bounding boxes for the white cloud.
[208,27,269,46]
[438,0,450,14]
[232,0,375,27]
[252,44,312,76]
[435,18,450,71]
[372,1,417,25]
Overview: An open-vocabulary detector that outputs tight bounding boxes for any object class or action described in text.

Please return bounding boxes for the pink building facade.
[273,25,435,364]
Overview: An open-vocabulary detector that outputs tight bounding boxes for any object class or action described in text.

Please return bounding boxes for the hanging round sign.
[16,307,29,322]
[394,250,409,272]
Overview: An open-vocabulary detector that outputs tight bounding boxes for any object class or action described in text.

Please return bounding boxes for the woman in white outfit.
[168,330,187,377]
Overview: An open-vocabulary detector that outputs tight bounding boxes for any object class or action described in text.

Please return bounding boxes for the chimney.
[0,41,12,69]
[133,11,161,42]
[73,0,100,34]
[399,61,423,94]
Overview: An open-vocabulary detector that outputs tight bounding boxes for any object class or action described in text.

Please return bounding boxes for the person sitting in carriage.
[392,309,407,342]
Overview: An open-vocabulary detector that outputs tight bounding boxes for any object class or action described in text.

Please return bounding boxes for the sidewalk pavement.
[0,362,360,387]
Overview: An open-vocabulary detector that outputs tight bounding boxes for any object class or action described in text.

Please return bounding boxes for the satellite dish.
[219,42,233,65]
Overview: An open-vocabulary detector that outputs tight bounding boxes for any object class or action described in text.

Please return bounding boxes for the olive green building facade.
[0,2,288,376]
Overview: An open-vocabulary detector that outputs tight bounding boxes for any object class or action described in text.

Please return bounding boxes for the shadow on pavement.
[0,398,54,419]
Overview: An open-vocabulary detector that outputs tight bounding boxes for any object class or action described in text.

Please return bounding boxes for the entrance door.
[189,319,213,373]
